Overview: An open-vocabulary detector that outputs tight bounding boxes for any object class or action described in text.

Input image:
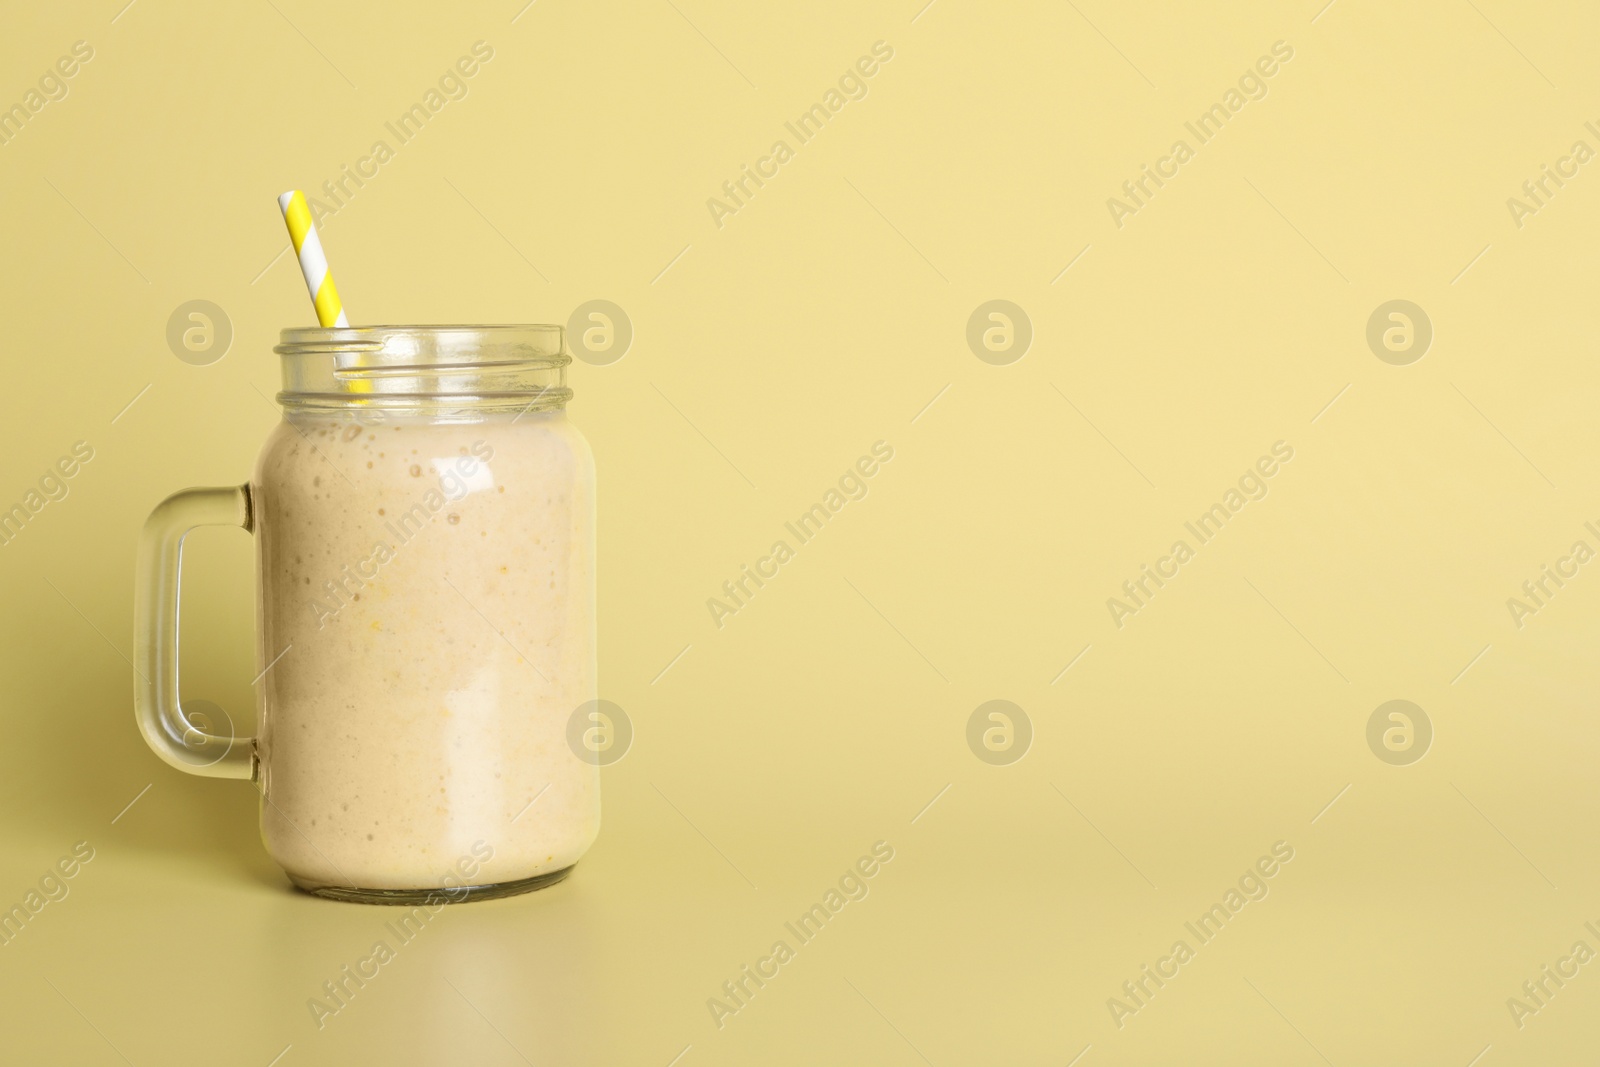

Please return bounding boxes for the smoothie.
[251,409,598,893]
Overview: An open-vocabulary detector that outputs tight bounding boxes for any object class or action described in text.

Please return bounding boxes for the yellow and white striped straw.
[277,190,349,328]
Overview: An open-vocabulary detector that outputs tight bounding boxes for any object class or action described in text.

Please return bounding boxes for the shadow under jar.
[134,326,600,903]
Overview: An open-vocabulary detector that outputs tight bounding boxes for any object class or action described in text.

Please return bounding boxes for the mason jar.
[134,325,600,903]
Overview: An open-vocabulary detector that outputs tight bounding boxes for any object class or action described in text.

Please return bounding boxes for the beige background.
[2,0,1599,1063]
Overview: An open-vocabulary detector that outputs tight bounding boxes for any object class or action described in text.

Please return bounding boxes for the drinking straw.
[277,190,349,327]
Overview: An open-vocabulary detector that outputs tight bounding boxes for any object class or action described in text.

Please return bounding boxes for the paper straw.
[277,190,349,328]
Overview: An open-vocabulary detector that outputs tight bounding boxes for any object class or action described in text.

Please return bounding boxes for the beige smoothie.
[251,409,598,893]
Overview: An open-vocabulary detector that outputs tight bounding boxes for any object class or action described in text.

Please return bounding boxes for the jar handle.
[133,485,257,780]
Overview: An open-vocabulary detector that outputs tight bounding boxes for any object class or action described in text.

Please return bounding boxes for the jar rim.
[274,324,571,416]
[275,323,566,356]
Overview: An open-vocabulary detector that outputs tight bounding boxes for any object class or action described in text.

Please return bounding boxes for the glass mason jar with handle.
[134,325,599,903]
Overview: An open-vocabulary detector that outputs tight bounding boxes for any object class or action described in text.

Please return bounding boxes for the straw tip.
[277,190,301,212]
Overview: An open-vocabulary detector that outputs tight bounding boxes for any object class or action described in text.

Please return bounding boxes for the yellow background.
[2,0,1598,1063]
